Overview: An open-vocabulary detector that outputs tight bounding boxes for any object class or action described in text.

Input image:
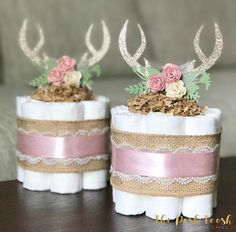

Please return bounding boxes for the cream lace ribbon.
[16,151,110,173]
[110,168,218,197]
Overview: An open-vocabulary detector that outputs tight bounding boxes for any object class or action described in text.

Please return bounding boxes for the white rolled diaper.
[145,196,182,220]
[146,112,185,135]
[50,173,83,194]
[184,113,219,135]
[17,165,108,194]
[182,194,214,218]
[113,188,146,215]
[23,169,50,191]
[83,169,108,190]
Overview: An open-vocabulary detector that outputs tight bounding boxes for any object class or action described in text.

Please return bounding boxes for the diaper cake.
[111,20,223,219]
[16,19,111,194]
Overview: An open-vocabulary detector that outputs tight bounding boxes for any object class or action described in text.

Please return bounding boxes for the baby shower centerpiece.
[16,19,111,194]
[111,20,223,219]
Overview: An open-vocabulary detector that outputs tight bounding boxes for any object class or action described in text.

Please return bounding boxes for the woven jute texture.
[17,117,110,136]
[18,159,109,173]
[110,175,217,197]
[112,128,221,152]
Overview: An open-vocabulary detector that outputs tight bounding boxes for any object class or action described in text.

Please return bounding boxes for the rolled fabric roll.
[23,169,50,191]
[184,112,220,135]
[112,106,221,136]
[19,96,110,121]
[50,173,83,194]
[113,188,182,220]
[145,196,182,220]
[112,106,146,133]
[17,166,108,193]
[83,169,108,190]
[146,112,185,135]
[20,98,84,121]
[208,108,222,127]
[113,188,146,215]
[82,96,110,120]
[182,194,214,218]
[111,106,126,126]
[16,96,31,117]
[182,109,220,218]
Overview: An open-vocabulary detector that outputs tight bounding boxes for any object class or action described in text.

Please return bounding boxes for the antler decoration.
[78,21,111,68]
[19,19,110,90]
[19,19,48,63]
[190,23,223,74]
[121,20,223,101]
[119,20,151,72]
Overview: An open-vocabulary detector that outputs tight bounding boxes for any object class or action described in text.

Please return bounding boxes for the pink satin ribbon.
[17,131,109,158]
[112,146,219,178]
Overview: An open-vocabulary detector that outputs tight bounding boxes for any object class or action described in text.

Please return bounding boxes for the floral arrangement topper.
[19,19,111,89]
[119,20,223,101]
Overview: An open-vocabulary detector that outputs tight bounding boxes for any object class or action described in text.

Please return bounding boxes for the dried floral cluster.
[119,20,223,115]
[126,63,212,101]
[19,19,111,102]
[29,55,101,89]
[128,93,206,116]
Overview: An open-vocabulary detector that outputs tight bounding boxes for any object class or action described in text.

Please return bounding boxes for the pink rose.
[162,63,182,84]
[48,67,65,85]
[147,74,166,93]
[57,55,76,72]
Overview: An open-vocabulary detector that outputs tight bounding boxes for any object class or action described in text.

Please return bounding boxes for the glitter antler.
[192,23,223,73]
[119,20,151,71]
[78,21,111,67]
[19,19,48,63]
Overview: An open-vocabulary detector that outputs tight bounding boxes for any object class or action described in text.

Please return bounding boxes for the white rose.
[165,80,186,98]
[64,71,82,87]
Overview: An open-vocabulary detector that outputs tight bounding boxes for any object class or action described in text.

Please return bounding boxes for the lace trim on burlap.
[110,169,218,197]
[111,128,221,153]
[16,151,110,173]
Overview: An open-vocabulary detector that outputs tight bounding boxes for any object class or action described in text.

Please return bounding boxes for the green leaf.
[80,64,102,88]
[129,66,161,95]
[182,70,212,101]
[91,64,101,77]
[132,66,162,81]
[32,59,57,73]
[132,66,146,80]
[125,81,148,95]
[137,66,146,76]
[45,59,57,72]
[81,68,92,87]
[199,72,211,90]
[31,59,57,87]
[182,72,200,100]
[29,74,48,87]
[187,91,200,101]
[85,79,94,89]
[146,67,161,76]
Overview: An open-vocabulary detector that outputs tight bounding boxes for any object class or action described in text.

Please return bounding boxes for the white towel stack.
[111,106,221,219]
[16,96,110,194]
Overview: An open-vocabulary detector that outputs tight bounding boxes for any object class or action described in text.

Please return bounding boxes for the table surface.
[0,157,235,232]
